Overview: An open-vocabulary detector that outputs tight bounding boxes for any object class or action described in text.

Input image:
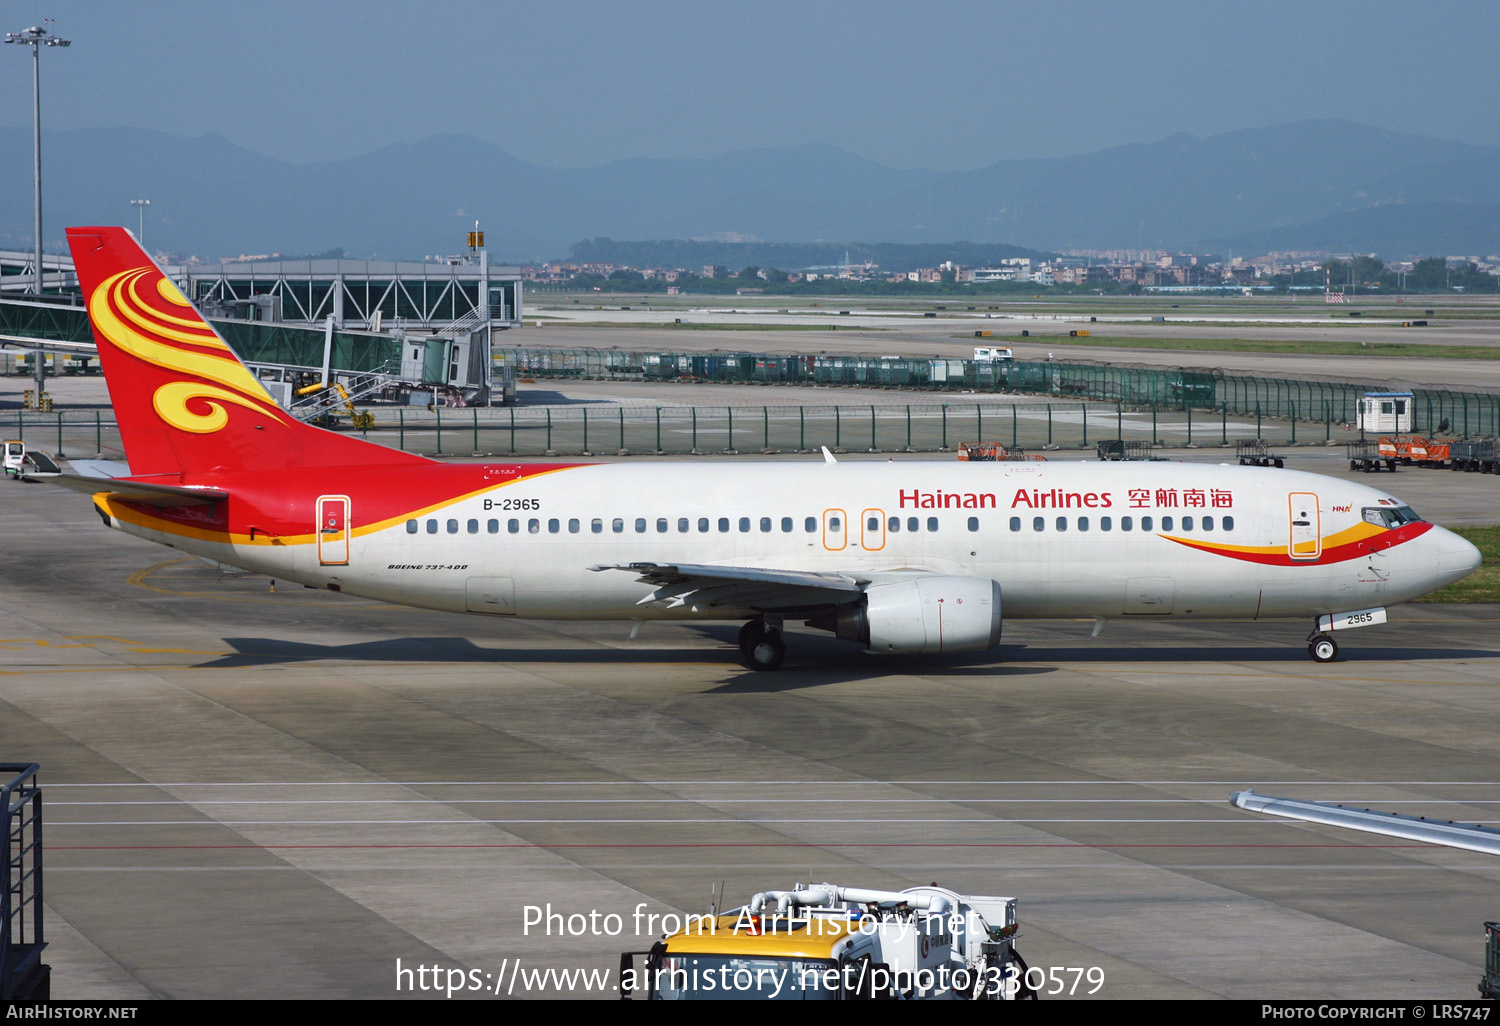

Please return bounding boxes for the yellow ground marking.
[1081,667,1500,687]
[0,635,225,656]
[0,661,726,676]
[126,559,337,606]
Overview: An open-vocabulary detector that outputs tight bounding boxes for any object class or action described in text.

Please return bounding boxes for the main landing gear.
[1307,633,1338,663]
[738,617,786,671]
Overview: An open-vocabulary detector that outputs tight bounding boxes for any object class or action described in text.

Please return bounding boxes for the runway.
[2,471,1497,1000]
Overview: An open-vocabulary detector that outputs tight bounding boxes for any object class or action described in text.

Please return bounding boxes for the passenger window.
[830,517,842,531]
[699,518,710,532]
[548,518,560,534]
[678,518,689,533]
[1055,516,1067,532]
[1078,516,1089,532]
[488,519,499,534]
[528,518,540,534]
[1181,516,1193,531]
[867,516,880,531]
[427,519,438,534]
[1101,516,1112,532]
[1161,516,1173,531]
[447,519,459,534]
[967,516,979,532]
[612,518,624,533]
[927,517,938,531]
[509,519,520,534]
[1122,516,1133,532]
[1141,516,1153,531]
[739,517,751,532]
[1223,515,1235,531]
[888,517,901,532]
[719,518,730,533]
[804,517,816,532]
[635,518,647,533]
[761,517,772,532]
[591,518,603,534]
[467,519,479,534]
[1202,516,1213,531]
[1033,517,1044,531]
[907,517,919,532]
[406,519,418,534]
[1009,517,1021,531]
[656,518,668,533]
[781,517,793,532]
[568,518,580,534]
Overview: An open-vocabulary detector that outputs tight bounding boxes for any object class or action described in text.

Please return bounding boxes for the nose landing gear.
[1308,634,1338,663]
[738,617,786,671]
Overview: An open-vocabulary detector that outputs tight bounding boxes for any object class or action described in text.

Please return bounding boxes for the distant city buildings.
[515,248,1500,291]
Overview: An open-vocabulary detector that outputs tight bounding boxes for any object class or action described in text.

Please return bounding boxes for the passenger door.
[1288,492,1321,561]
[317,495,350,565]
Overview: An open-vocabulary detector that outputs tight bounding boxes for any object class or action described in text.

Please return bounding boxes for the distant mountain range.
[0,120,1494,262]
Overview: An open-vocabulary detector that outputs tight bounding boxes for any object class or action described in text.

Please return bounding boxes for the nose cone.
[1435,527,1482,580]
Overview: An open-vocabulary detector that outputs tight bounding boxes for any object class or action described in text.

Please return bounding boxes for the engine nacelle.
[834,576,1002,654]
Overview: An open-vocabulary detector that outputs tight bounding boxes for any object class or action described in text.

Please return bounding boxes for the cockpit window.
[1362,505,1423,529]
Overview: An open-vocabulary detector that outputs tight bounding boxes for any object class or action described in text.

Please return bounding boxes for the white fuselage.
[108,459,1478,626]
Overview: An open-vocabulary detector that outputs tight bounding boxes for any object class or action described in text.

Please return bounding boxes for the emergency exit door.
[822,508,847,551]
[317,495,350,565]
[1288,492,1321,561]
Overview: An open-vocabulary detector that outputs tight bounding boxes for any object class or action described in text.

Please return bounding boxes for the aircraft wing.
[590,561,867,613]
[45,473,230,507]
[1230,790,1500,856]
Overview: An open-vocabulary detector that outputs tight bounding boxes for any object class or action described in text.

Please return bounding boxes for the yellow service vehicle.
[620,882,1033,1001]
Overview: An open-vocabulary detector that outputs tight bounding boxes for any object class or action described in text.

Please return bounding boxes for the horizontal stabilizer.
[45,473,229,507]
[66,459,134,479]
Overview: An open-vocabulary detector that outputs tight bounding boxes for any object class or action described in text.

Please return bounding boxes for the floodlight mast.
[132,199,151,249]
[5,24,71,295]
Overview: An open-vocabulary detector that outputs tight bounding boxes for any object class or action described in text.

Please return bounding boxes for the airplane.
[51,226,1481,671]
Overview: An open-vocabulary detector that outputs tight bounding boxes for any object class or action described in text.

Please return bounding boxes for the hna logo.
[1331,504,1352,513]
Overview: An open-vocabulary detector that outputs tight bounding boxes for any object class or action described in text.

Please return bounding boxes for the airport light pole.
[131,199,151,249]
[5,23,70,295]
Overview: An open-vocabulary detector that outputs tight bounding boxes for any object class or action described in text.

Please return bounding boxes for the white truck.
[621,882,1035,1000]
[3,441,61,482]
[972,346,1014,362]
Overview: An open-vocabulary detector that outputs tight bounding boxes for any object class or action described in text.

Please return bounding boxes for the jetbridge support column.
[480,248,493,405]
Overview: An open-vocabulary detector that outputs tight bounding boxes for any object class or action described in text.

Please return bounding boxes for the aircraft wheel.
[1308,636,1338,663]
[738,621,786,671]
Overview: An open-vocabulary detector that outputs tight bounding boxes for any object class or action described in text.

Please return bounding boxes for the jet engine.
[827,576,1002,654]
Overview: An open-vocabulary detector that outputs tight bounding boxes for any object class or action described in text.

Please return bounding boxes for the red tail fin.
[66,226,427,478]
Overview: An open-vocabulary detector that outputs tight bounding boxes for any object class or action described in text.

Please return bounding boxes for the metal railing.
[0,764,46,1000]
[0,399,1421,461]
[494,347,1500,438]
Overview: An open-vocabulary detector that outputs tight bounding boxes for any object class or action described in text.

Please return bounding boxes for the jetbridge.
[0,252,524,409]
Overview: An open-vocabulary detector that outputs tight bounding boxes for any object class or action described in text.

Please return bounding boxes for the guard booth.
[1358,391,1413,435]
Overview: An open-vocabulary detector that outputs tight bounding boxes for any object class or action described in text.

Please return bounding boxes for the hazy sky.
[3,0,1497,170]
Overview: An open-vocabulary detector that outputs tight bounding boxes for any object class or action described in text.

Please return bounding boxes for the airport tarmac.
[2,457,1498,1000]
